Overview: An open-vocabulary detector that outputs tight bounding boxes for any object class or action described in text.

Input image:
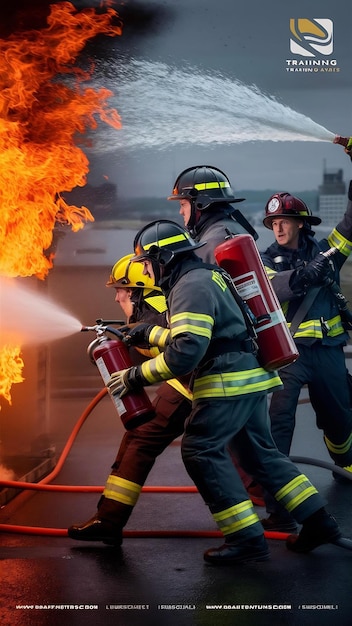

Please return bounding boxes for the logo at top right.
[290,18,333,57]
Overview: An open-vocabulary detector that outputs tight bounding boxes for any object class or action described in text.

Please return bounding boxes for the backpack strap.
[288,286,322,337]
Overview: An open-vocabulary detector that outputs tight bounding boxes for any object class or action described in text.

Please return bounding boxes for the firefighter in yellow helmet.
[68,253,193,545]
[106,254,166,325]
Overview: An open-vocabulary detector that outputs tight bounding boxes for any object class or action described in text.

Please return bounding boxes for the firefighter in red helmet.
[103,219,342,563]
[260,188,352,533]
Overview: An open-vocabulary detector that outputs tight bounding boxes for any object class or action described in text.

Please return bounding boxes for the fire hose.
[0,387,352,550]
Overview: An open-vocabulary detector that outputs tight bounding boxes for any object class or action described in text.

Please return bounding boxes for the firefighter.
[68,254,193,545]
[167,164,262,498]
[105,219,342,564]
[260,188,352,533]
[167,164,258,261]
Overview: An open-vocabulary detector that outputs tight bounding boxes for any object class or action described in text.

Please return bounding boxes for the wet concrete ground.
[1,383,352,626]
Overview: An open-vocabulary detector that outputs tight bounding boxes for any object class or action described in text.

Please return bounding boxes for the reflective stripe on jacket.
[139,259,282,399]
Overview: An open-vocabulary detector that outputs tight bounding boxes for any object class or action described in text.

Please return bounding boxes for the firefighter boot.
[286,508,342,553]
[261,513,298,533]
[204,534,270,565]
[67,515,123,546]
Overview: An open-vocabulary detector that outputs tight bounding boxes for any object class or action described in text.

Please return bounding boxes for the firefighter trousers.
[269,343,352,464]
[97,382,255,527]
[181,393,325,543]
[97,382,191,525]
[265,342,352,517]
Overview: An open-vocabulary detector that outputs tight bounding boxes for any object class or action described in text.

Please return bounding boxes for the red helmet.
[263,192,321,229]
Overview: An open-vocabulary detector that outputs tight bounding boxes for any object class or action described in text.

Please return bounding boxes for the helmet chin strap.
[187,201,201,236]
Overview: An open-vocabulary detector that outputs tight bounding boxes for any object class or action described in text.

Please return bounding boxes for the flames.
[0,346,24,405]
[0,1,122,404]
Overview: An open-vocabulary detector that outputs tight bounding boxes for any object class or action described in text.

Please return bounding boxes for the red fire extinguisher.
[82,323,154,430]
[214,234,299,371]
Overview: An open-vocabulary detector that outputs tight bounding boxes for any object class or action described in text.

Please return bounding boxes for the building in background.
[318,163,347,225]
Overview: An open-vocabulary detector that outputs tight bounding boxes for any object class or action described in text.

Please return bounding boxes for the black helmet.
[263,192,321,229]
[132,220,205,269]
[167,165,245,210]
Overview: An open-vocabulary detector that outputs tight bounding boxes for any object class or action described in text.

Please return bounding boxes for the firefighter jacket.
[261,193,352,346]
[192,208,257,264]
[135,255,282,401]
[129,288,192,400]
[128,288,168,360]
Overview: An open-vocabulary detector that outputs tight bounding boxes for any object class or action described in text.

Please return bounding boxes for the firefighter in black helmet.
[102,219,342,563]
[167,165,258,260]
[260,188,352,533]
[167,165,262,498]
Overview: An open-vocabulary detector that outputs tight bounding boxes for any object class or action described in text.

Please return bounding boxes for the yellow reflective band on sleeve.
[170,311,213,339]
[144,294,168,313]
[274,475,318,512]
[324,432,352,456]
[136,346,161,358]
[212,500,260,535]
[149,325,170,348]
[328,228,352,258]
[194,181,230,191]
[141,352,174,384]
[166,378,193,401]
[103,475,142,506]
[193,369,282,400]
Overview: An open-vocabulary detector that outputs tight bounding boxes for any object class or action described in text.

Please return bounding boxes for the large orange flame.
[0,346,25,405]
[0,1,122,404]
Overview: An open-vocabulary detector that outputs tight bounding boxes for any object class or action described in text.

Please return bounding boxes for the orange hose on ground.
[0,387,197,493]
[0,387,265,537]
[39,387,108,485]
[0,482,198,493]
[0,525,289,541]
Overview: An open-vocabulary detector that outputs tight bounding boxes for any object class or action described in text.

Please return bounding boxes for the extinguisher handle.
[104,325,125,340]
[95,318,125,325]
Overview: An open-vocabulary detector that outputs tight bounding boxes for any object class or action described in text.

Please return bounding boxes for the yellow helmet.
[106,253,161,291]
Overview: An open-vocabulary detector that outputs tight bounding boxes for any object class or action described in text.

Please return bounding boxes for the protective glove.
[120,323,153,347]
[290,253,332,294]
[345,137,352,159]
[107,366,142,398]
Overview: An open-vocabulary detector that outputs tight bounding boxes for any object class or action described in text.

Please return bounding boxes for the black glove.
[107,366,143,398]
[120,323,153,347]
[290,253,332,293]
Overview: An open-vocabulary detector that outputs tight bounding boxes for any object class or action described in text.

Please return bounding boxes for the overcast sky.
[82,0,352,197]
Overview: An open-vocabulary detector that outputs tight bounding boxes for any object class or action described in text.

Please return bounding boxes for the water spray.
[90,58,352,150]
[81,319,154,429]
